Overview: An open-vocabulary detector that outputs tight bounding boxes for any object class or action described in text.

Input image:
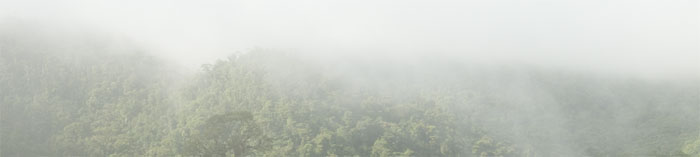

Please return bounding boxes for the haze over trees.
[1,24,699,156]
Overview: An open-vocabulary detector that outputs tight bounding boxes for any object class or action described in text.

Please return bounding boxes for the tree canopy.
[1,30,699,156]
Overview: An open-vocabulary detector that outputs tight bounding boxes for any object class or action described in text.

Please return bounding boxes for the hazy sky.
[1,0,698,76]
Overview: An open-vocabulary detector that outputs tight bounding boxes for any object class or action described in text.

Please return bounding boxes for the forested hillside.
[1,28,699,157]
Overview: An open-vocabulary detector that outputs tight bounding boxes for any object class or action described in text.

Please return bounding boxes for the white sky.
[1,0,698,76]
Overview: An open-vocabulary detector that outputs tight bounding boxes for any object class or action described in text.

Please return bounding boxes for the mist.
[1,0,699,156]
[2,0,698,75]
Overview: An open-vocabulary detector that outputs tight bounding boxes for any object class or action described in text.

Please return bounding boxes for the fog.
[2,0,698,75]
[1,0,700,156]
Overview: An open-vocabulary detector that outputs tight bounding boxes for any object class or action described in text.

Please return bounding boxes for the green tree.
[183,111,267,157]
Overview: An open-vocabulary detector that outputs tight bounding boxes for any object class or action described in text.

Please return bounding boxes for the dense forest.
[1,26,699,157]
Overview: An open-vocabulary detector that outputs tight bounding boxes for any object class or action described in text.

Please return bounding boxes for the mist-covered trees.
[683,132,700,157]
[1,27,699,156]
[183,111,266,157]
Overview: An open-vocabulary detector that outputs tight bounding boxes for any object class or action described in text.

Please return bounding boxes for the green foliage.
[1,36,698,156]
[472,135,518,157]
[183,111,266,157]
[683,133,700,157]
